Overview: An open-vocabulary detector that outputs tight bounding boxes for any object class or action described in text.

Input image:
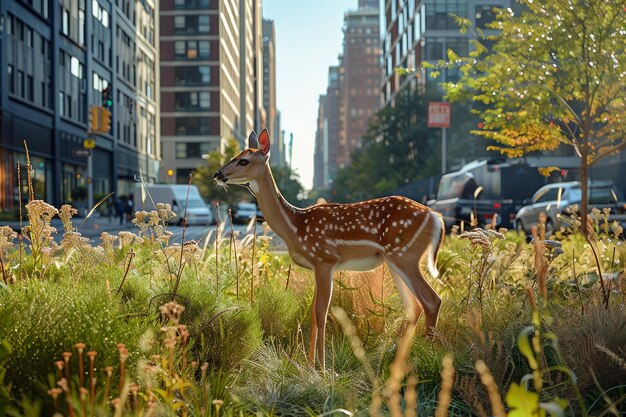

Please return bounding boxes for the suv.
[232,202,258,224]
[515,181,626,234]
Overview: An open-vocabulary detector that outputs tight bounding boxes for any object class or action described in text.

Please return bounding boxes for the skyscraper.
[340,1,381,167]
[313,0,381,190]
[160,0,265,184]
[0,0,160,208]
[262,18,284,167]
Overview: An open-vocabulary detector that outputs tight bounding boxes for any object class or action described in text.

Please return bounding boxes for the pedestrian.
[115,196,125,225]
[126,194,134,223]
[106,197,114,223]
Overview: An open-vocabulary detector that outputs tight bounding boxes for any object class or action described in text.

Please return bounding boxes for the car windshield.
[436,173,477,200]
[238,203,256,212]
[566,188,582,202]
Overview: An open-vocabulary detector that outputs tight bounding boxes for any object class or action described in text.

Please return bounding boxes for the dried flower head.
[59,205,78,233]
[159,301,185,324]
[0,226,17,254]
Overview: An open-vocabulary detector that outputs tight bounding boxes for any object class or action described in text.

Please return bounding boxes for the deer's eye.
[237,159,249,166]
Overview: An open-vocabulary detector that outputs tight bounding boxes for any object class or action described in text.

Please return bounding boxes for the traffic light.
[100,108,111,133]
[102,84,113,110]
[89,106,100,132]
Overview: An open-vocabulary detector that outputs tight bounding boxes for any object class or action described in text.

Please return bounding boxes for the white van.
[134,184,214,225]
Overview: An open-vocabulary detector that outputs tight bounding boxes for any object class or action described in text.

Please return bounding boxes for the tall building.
[160,0,265,184]
[381,0,513,105]
[262,18,284,167]
[314,65,344,189]
[313,0,380,190]
[0,0,159,209]
[340,1,381,167]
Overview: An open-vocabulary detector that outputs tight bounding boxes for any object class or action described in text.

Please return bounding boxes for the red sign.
[428,102,451,128]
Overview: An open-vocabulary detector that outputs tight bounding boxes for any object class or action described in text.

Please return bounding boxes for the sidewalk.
[2,214,131,238]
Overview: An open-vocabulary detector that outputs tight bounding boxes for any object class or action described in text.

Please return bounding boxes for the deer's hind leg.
[387,256,441,335]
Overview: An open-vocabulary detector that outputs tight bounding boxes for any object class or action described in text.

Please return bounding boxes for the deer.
[213,129,445,370]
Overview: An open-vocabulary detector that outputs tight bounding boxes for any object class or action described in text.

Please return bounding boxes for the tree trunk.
[580,153,588,237]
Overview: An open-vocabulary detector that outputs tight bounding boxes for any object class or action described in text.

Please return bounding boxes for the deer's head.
[213,129,271,186]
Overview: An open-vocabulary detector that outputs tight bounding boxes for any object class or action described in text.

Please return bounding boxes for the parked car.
[133,184,215,225]
[232,202,258,224]
[428,160,547,230]
[515,181,626,235]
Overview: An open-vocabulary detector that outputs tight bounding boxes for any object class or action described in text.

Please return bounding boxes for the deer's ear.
[248,131,259,149]
[258,129,270,156]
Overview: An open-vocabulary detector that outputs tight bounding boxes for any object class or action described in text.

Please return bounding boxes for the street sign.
[72,148,92,157]
[427,102,451,128]
[84,138,96,149]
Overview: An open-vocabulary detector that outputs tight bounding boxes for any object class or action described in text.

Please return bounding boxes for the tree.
[271,165,305,204]
[330,82,483,202]
[193,138,305,209]
[437,0,626,233]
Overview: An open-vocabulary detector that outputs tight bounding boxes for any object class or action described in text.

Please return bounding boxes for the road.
[4,216,282,247]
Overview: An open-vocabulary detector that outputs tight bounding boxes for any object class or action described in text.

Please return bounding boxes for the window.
[174,16,185,31]
[174,0,210,9]
[175,142,212,158]
[533,188,560,204]
[175,41,210,59]
[62,8,70,35]
[175,91,211,110]
[174,15,210,33]
[8,66,14,93]
[424,38,444,60]
[26,75,34,101]
[475,5,496,29]
[198,15,210,32]
[175,66,211,85]
[16,70,24,97]
[175,118,210,135]
[78,9,85,45]
[425,0,466,31]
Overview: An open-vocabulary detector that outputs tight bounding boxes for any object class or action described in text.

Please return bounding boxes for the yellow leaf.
[506,383,540,417]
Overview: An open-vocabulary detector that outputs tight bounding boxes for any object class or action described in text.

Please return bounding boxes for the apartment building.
[160,0,265,184]
[0,0,159,208]
[381,0,513,105]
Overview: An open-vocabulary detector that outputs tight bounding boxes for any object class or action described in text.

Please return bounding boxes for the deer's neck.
[250,166,300,244]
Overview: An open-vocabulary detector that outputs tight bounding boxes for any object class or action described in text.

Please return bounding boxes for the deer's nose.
[213,170,224,180]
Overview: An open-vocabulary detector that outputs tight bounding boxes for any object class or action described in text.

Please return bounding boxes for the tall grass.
[0,188,625,415]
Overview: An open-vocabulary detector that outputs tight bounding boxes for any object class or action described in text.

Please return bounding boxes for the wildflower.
[159,301,185,324]
[100,232,117,255]
[132,211,150,235]
[0,226,17,254]
[118,231,143,248]
[459,229,490,248]
[60,231,90,251]
[156,203,176,223]
[59,205,78,233]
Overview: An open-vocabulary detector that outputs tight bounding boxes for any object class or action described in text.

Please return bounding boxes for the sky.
[262,1,355,191]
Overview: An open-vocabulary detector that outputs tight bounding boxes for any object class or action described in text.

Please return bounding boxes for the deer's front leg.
[307,291,318,366]
[313,265,334,371]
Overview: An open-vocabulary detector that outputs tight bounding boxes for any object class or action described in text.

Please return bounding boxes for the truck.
[427,159,548,231]
[133,184,214,225]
